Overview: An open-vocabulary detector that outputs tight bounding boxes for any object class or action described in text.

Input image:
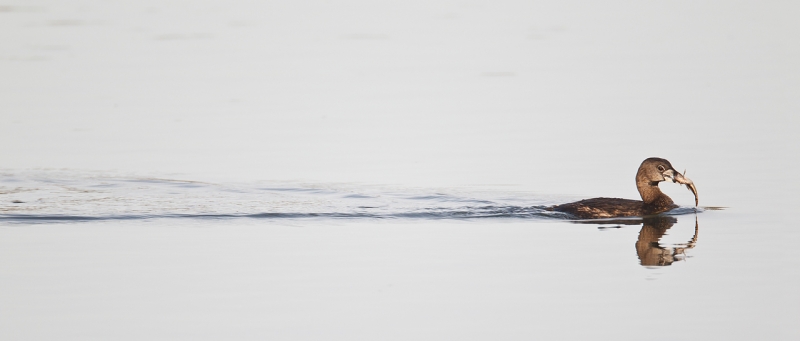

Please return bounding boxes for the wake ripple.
[0,206,570,223]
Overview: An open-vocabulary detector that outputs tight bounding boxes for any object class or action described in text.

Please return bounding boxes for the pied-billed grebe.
[550,157,698,219]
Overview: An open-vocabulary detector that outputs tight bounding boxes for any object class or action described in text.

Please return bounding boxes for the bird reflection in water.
[636,216,698,266]
[592,215,699,266]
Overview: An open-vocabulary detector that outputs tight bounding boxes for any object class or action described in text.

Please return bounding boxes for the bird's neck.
[636,180,674,207]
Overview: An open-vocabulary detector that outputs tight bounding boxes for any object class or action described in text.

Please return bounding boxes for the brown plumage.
[549,158,698,219]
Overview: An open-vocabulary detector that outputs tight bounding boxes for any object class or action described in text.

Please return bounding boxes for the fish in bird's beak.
[664,168,699,206]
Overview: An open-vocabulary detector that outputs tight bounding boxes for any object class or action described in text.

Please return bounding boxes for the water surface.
[1,1,799,340]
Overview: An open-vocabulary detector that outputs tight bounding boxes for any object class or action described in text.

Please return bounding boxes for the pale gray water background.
[1,1,799,340]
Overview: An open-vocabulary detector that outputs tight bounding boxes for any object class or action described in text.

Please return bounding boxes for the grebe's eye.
[657,165,666,172]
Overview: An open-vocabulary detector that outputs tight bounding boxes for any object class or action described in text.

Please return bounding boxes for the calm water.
[1,1,799,340]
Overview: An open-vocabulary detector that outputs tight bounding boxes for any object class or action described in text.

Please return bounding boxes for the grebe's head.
[638,157,698,206]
